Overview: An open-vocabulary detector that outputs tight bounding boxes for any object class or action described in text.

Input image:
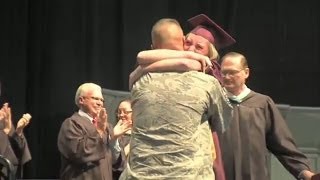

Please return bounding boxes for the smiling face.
[76,83,104,118]
[117,100,132,124]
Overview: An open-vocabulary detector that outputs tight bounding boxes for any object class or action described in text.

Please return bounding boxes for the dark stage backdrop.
[0,0,319,178]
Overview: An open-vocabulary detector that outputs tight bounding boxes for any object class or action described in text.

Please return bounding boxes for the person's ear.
[181,35,186,46]
[244,68,250,78]
[78,97,85,105]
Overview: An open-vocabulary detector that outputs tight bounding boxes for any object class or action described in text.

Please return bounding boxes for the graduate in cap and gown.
[186,14,236,180]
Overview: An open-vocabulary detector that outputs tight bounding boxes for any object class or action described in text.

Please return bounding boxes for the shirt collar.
[227,85,251,103]
[78,109,94,123]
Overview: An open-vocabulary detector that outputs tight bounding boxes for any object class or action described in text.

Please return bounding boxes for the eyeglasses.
[117,110,132,115]
[221,69,244,77]
[83,96,105,103]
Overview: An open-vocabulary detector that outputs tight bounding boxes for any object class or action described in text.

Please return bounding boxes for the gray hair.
[74,83,102,107]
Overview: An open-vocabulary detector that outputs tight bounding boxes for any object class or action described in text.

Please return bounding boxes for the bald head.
[221,52,248,69]
[151,18,184,50]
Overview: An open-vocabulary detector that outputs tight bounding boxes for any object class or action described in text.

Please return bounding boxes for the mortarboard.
[188,14,236,49]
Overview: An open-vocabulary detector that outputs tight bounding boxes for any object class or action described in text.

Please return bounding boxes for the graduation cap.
[187,14,236,49]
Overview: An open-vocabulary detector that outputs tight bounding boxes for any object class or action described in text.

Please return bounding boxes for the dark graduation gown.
[57,112,112,180]
[0,124,32,178]
[219,91,311,180]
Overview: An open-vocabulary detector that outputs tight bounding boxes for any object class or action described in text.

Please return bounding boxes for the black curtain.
[0,0,319,178]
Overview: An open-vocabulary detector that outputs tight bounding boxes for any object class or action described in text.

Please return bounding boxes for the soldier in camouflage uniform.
[120,18,232,180]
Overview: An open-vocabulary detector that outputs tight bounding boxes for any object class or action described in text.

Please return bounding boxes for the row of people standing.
[56,14,316,180]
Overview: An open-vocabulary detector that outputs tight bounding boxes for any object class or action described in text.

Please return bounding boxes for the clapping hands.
[1,103,12,134]
[113,119,132,140]
[1,103,31,136]
[16,113,32,136]
[94,108,132,139]
[97,108,108,131]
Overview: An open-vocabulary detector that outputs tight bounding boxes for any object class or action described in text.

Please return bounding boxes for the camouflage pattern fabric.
[120,71,232,180]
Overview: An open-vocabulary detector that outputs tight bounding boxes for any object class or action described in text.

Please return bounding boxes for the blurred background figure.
[112,99,133,180]
[0,102,32,179]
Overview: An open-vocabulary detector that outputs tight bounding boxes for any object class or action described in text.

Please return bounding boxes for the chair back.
[0,155,15,180]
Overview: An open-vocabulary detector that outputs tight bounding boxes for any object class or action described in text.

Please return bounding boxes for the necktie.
[92,117,98,127]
